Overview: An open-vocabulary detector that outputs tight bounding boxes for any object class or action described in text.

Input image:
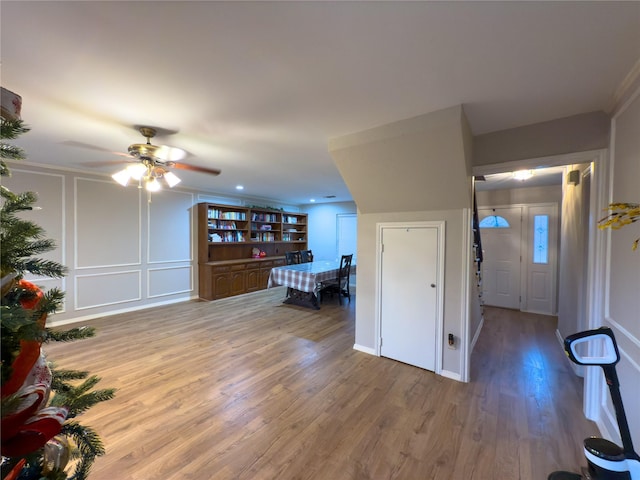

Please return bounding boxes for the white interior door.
[479,207,522,309]
[380,226,439,371]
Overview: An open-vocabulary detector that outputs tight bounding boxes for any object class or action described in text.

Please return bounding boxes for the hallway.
[469,306,597,478]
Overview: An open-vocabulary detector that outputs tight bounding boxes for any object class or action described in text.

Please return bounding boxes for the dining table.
[267,259,341,309]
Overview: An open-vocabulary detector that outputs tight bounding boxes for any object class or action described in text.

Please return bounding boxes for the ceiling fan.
[71,126,221,192]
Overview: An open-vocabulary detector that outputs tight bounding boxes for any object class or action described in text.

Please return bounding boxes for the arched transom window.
[479,215,510,229]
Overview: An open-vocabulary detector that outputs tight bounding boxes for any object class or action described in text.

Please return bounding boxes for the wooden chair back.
[285,251,301,265]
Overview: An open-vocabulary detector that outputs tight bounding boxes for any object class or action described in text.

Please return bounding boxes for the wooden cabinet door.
[213,273,231,299]
[229,271,246,296]
[246,268,260,292]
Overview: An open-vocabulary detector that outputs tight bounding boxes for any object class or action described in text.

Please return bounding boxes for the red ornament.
[1,406,68,457]
[2,281,48,398]
[17,279,44,310]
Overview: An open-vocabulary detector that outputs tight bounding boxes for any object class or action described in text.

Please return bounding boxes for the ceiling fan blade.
[61,140,131,158]
[171,162,221,176]
[80,160,134,167]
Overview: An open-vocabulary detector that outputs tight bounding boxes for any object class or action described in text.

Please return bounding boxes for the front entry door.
[380,225,439,371]
[479,207,522,309]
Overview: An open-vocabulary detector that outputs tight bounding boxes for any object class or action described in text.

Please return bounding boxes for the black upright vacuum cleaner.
[549,327,640,480]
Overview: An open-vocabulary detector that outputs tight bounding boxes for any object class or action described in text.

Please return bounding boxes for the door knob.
[430,284,436,288]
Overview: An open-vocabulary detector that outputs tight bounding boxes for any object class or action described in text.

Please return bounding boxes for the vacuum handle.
[564,327,620,367]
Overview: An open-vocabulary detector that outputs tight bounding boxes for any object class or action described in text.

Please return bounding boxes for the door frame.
[472,148,608,424]
[374,221,445,375]
[477,202,559,314]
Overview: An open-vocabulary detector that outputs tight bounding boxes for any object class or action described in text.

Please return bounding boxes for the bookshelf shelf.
[197,203,308,300]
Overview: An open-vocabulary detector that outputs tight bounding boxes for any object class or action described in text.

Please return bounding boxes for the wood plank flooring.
[44,289,597,479]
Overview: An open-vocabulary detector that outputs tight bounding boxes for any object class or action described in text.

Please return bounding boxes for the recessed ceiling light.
[235,185,244,190]
[309,198,316,203]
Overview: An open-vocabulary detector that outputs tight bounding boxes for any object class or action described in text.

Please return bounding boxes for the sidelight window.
[533,215,549,264]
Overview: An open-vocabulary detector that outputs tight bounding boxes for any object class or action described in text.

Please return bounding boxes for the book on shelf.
[258,232,275,242]
[251,212,279,222]
[208,208,246,221]
[209,220,238,230]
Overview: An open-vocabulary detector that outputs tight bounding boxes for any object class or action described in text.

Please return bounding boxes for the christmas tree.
[1,91,115,480]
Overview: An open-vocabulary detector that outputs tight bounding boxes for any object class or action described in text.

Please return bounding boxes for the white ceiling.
[2,1,638,205]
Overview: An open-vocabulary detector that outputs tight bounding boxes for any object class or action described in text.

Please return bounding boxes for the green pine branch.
[1,117,30,141]
[46,325,96,342]
[50,374,116,419]
[60,422,105,480]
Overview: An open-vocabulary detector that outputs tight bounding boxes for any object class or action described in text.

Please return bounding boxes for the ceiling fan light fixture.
[145,177,162,192]
[112,168,131,186]
[126,162,148,180]
[163,170,181,188]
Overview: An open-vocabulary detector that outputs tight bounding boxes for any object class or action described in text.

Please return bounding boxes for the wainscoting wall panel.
[7,169,65,265]
[147,266,193,298]
[75,270,142,310]
[148,189,194,264]
[598,86,640,447]
[75,178,141,269]
[3,169,67,312]
[4,162,318,326]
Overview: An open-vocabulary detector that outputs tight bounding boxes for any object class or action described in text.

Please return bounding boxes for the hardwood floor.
[44,289,597,479]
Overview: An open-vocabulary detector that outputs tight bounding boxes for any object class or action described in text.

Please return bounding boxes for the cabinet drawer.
[212,264,246,273]
[211,265,230,273]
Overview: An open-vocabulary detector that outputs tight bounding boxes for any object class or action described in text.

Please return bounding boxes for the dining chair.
[319,254,353,305]
[284,250,301,299]
[300,249,314,263]
[285,251,301,265]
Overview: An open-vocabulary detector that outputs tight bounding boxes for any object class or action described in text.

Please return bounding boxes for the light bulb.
[145,177,161,192]
[112,169,130,186]
[163,171,181,188]
[127,163,148,180]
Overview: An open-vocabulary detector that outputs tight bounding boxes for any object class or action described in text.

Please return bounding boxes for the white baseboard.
[440,369,462,382]
[353,344,376,355]
[47,295,195,327]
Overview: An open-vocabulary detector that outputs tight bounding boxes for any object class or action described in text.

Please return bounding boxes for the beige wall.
[476,184,562,207]
[356,209,468,377]
[329,106,472,213]
[473,111,610,166]
[557,163,592,340]
[330,105,475,380]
